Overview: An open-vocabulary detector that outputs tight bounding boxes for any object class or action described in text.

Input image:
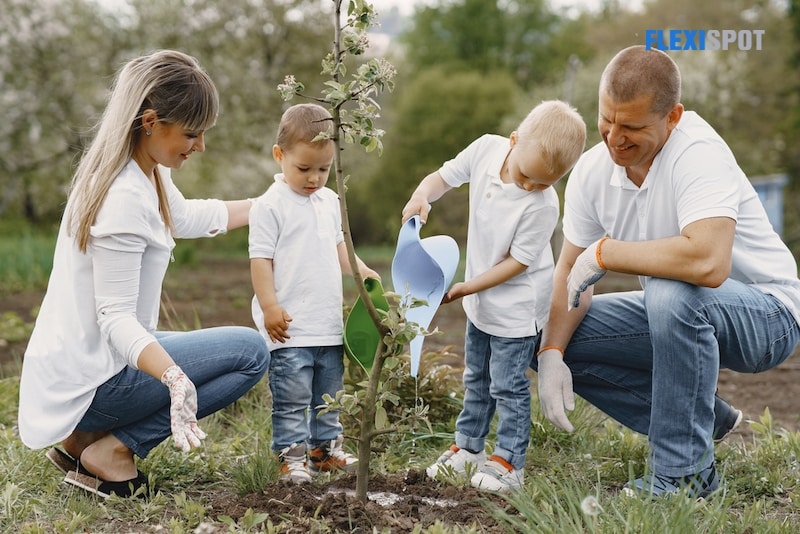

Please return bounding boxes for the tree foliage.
[365,67,520,243]
[0,0,333,221]
[399,0,579,89]
[0,0,125,221]
[1,0,800,250]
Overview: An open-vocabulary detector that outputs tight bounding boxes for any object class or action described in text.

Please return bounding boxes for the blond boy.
[401,101,586,492]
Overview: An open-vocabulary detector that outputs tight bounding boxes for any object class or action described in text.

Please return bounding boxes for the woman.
[17,49,269,498]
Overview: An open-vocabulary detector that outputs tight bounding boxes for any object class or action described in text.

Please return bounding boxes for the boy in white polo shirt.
[402,100,586,492]
[250,103,380,484]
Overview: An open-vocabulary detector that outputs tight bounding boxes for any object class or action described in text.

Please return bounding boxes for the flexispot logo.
[645,29,765,51]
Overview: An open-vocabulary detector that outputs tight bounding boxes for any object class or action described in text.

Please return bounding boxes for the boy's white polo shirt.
[439,134,559,338]
[249,174,345,352]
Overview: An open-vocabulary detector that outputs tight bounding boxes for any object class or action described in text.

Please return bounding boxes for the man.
[532,45,800,498]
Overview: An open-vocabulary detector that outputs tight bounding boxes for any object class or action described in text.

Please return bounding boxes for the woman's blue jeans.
[268,345,344,452]
[75,326,269,458]
[531,278,800,477]
[455,321,537,470]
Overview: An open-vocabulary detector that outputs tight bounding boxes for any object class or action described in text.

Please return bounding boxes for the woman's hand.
[160,365,207,452]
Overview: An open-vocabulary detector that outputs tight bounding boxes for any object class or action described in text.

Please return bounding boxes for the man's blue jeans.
[455,320,537,470]
[268,345,345,452]
[531,278,800,477]
[76,326,269,458]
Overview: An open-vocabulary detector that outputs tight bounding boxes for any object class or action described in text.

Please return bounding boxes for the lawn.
[1,228,800,532]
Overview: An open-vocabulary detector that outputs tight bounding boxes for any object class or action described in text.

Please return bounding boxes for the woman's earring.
[145,130,152,136]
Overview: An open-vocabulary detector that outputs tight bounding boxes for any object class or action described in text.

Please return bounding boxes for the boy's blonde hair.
[276,103,333,151]
[515,100,586,178]
[67,49,219,252]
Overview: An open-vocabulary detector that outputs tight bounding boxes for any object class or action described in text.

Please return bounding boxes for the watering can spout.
[391,215,459,377]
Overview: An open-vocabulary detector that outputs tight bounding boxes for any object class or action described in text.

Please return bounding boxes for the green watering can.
[344,277,389,372]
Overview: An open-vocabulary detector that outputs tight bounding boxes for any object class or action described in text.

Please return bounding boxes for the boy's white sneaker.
[278,443,312,484]
[470,455,524,492]
[309,435,358,473]
[426,444,487,479]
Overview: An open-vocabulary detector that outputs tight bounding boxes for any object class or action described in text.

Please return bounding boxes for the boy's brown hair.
[276,103,334,150]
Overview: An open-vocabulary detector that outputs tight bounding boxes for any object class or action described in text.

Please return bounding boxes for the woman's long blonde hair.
[67,49,218,252]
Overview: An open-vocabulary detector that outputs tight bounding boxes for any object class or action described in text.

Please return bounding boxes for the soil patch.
[208,470,509,533]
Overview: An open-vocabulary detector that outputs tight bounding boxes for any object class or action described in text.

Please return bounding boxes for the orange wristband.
[537,345,564,357]
[596,236,609,270]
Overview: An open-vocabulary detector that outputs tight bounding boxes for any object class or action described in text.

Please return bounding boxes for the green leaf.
[375,405,388,430]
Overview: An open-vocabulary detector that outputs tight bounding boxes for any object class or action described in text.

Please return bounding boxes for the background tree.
[363,67,520,243]
[127,0,334,200]
[0,0,124,221]
[399,0,579,89]
[1,0,799,254]
[401,0,506,75]
[0,0,334,222]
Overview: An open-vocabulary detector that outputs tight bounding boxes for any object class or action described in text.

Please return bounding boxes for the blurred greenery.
[1,0,798,254]
[0,219,56,295]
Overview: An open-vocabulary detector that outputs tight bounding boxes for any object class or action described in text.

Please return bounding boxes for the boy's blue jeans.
[76,326,269,458]
[269,345,344,452]
[455,320,537,470]
[531,278,800,478]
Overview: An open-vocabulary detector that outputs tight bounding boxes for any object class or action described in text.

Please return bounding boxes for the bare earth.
[2,257,799,531]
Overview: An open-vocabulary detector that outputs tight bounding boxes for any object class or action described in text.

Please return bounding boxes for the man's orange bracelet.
[596,236,609,270]
[537,345,564,357]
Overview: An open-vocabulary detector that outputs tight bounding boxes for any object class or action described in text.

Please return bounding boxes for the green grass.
[0,217,457,305]
[0,220,57,296]
[3,221,800,531]
[2,356,800,532]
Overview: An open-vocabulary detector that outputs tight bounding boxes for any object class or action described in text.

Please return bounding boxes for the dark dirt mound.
[208,470,510,533]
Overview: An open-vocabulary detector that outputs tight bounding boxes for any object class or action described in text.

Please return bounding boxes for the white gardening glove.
[567,238,608,311]
[537,349,575,432]
[161,365,207,452]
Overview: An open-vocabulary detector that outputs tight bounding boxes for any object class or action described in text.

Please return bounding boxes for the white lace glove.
[537,348,575,432]
[161,365,207,452]
[567,237,608,311]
